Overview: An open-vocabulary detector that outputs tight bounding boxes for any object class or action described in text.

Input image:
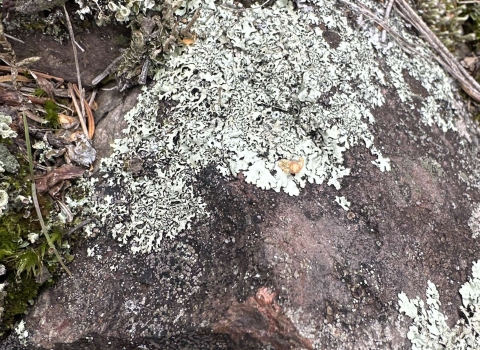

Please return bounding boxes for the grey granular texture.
[0,144,19,174]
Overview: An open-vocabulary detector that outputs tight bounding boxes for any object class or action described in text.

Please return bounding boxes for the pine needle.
[22,112,72,277]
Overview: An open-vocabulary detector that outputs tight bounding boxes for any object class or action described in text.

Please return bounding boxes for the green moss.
[32,88,46,98]
[1,275,39,332]
[0,146,64,337]
[44,100,59,129]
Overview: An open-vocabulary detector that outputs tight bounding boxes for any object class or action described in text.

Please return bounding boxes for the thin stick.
[382,0,396,43]
[74,40,85,52]
[341,0,480,102]
[0,66,64,83]
[66,218,93,236]
[68,83,89,138]
[72,83,95,139]
[339,0,421,55]
[91,55,122,86]
[180,8,201,37]
[395,0,480,102]
[4,34,24,44]
[63,5,86,128]
[23,112,72,277]
[88,89,97,107]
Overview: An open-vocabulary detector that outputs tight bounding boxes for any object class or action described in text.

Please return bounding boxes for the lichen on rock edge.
[84,0,461,254]
[399,261,480,349]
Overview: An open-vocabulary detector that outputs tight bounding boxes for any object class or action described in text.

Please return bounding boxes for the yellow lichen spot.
[278,157,304,175]
[181,33,197,46]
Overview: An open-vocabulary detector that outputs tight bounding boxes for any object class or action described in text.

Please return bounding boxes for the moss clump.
[1,275,39,334]
[32,89,46,98]
[416,0,476,50]
[0,145,68,338]
[44,100,60,129]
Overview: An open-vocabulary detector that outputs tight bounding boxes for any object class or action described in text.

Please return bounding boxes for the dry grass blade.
[22,112,72,277]
[72,83,95,139]
[63,5,86,129]
[68,83,89,138]
[0,66,64,83]
[0,75,31,83]
[395,0,480,102]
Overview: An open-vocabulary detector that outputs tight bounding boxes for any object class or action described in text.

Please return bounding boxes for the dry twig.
[342,0,480,102]
[382,0,396,42]
[63,5,86,131]
[72,83,95,139]
[0,66,64,83]
[339,0,421,55]
[68,83,89,138]
[395,0,480,102]
[91,55,123,86]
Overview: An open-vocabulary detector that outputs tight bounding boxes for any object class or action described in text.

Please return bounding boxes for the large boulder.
[3,0,480,349]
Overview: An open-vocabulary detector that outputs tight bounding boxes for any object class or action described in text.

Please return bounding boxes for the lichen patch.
[85,0,462,253]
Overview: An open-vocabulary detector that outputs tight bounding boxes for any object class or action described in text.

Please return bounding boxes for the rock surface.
[6,16,128,88]
[3,3,480,350]
[3,81,480,350]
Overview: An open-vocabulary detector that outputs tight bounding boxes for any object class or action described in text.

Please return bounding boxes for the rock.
[91,86,140,173]
[4,1,480,350]
[6,18,129,88]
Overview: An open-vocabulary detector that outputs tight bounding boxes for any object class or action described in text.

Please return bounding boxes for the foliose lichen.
[0,115,17,140]
[0,144,20,174]
[399,260,480,349]
[84,0,461,253]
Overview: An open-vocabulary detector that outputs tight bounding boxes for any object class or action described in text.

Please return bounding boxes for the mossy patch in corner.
[0,146,66,338]
[1,275,39,335]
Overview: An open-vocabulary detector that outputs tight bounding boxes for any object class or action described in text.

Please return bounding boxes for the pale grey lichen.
[335,196,351,210]
[468,203,480,239]
[0,189,8,216]
[85,0,461,253]
[399,261,480,349]
[362,0,458,133]
[0,114,17,139]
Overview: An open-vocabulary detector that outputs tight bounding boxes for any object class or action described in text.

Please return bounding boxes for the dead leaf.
[35,164,84,193]
[462,56,478,72]
[35,76,55,100]
[0,88,23,106]
[58,113,79,129]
